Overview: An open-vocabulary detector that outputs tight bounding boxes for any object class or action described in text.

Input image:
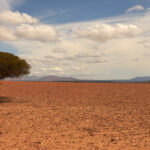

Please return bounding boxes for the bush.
[0,51,30,79]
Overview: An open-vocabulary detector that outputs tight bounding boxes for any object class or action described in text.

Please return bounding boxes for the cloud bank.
[16,9,149,79]
[0,0,12,11]
[0,11,38,25]
[15,24,57,42]
[0,10,57,42]
[76,24,142,42]
[0,26,17,41]
[0,0,22,12]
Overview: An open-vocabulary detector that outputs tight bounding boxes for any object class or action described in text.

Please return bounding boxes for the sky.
[0,0,150,80]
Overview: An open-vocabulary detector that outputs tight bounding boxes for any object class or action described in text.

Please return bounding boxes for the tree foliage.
[0,51,30,79]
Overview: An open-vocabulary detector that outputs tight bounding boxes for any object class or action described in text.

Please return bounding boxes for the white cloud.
[0,0,23,12]
[15,24,57,42]
[126,5,145,13]
[0,0,57,43]
[0,26,17,41]
[0,0,14,11]
[0,23,57,42]
[0,10,57,42]
[0,11,38,25]
[76,24,142,42]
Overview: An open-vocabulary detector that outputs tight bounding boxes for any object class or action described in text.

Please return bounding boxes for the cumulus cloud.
[44,53,103,63]
[0,24,57,42]
[0,26,17,41]
[0,8,56,42]
[76,24,142,42]
[0,0,12,11]
[0,0,23,12]
[0,10,57,42]
[0,11,38,25]
[15,24,57,42]
[126,5,145,13]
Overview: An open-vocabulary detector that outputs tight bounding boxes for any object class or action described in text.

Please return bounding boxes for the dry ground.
[0,81,150,150]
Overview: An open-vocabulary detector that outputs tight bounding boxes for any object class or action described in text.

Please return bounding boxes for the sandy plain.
[0,81,150,150]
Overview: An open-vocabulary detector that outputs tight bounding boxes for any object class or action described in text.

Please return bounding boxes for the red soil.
[0,81,150,150]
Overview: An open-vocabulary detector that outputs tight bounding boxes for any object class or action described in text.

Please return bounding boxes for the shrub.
[0,51,30,79]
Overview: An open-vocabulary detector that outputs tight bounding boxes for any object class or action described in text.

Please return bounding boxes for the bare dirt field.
[0,81,150,150]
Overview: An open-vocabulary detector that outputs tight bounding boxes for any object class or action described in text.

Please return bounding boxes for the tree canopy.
[0,51,30,79]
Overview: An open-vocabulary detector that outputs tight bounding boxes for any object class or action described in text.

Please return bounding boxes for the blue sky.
[16,0,150,24]
[0,0,150,79]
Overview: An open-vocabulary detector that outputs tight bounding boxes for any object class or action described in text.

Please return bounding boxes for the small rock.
[111,138,115,142]
[36,141,41,144]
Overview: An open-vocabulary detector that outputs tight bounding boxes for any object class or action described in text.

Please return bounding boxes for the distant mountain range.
[5,75,150,82]
[36,75,77,82]
[6,75,78,82]
[111,76,150,83]
[128,77,150,82]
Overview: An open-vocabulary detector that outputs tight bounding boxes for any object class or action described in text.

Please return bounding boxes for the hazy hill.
[5,76,150,82]
[6,75,78,82]
[129,76,150,82]
[38,75,77,81]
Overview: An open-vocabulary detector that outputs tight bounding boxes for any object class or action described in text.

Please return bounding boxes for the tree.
[0,51,30,79]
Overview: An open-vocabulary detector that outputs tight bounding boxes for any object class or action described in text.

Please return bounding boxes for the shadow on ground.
[0,96,12,103]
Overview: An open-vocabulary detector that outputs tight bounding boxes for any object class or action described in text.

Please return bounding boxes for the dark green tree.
[0,51,30,79]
